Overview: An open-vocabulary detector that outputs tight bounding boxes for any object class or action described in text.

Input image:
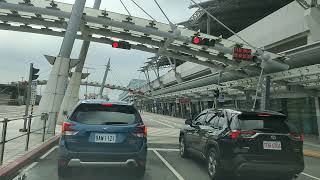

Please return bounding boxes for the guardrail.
[0,113,49,165]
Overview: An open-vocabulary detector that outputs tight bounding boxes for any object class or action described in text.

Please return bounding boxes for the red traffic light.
[112,42,119,48]
[111,41,131,50]
[192,36,201,44]
[192,36,215,46]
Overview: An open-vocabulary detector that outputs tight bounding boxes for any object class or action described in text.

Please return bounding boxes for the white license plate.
[263,141,281,150]
[94,133,116,143]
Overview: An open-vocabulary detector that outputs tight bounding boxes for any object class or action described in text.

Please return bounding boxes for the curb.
[304,149,320,159]
[0,135,60,180]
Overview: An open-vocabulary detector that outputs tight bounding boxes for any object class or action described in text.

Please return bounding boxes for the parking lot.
[14,113,320,180]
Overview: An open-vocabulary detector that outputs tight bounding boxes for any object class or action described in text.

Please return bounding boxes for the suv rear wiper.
[101,122,129,125]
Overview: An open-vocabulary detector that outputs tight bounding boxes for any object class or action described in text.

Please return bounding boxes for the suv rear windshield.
[235,114,290,133]
[70,104,141,125]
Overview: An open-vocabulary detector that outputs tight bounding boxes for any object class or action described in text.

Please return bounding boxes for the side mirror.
[185,119,192,125]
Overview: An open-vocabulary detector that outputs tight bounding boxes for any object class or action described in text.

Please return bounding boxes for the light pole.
[83,66,95,99]
[99,59,111,99]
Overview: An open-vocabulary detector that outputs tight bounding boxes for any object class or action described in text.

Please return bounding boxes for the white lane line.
[148,148,180,152]
[40,146,58,159]
[24,162,38,172]
[148,119,175,128]
[302,173,320,180]
[153,150,184,180]
[13,162,39,180]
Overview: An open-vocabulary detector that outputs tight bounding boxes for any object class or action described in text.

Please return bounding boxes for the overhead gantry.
[0,0,288,132]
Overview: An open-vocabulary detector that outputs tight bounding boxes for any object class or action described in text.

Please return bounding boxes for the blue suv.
[58,100,147,179]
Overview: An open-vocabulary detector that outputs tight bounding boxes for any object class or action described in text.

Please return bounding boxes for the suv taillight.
[290,132,304,141]
[62,122,78,135]
[132,124,147,138]
[229,130,256,139]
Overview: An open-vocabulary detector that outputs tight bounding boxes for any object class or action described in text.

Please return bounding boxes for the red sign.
[233,47,253,61]
[179,98,190,104]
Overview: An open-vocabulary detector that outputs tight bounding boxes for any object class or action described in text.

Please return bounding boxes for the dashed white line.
[302,173,320,180]
[13,162,38,180]
[153,150,184,180]
[148,119,175,128]
[24,162,38,172]
[40,146,58,160]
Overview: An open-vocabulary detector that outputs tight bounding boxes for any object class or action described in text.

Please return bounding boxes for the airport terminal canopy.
[180,0,294,38]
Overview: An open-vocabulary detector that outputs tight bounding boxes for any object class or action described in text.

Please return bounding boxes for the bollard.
[0,118,8,165]
[41,113,48,142]
[25,115,32,151]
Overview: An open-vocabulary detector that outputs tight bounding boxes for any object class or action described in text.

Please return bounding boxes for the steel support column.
[98,59,111,99]
[206,13,211,35]
[174,103,177,117]
[305,7,320,43]
[314,97,320,142]
[93,0,102,9]
[261,76,271,111]
[181,103,185,118]
[35,0,87,133]
[189,101,192,119]
[235,99,238,109]
[57,0,101,125]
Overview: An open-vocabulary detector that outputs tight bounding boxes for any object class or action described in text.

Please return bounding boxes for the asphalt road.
[11,112,320,180]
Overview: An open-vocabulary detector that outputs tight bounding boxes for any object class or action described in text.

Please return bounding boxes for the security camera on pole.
[20,63,39,132]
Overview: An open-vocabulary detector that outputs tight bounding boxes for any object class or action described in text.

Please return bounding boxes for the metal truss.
[35,80,144,95]
[149,64,320,100]
[295,0,311,9]
[0,0,284,82]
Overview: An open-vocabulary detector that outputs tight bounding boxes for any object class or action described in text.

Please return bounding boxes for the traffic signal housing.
[31,67,40,80]
[213,89,220,98]
[191,36,216,46]
[111,41,131,50]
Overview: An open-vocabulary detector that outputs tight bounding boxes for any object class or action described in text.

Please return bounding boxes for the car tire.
[134,166,146,178]
[207,148,222,180]
[179,137,189,158]
[58,166,72,179]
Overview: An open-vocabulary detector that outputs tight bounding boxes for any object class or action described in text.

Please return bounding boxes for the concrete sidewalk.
[0,105,59,166]
[144,112,320,159]
[303,135,320,159]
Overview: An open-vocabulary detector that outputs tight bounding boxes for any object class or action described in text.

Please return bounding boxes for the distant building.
[118,79,146,101]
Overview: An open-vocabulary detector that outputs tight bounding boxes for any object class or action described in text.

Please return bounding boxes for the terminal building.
[136,0,320,136]
[119,79,147,102]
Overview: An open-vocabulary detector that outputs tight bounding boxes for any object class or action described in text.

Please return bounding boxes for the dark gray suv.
[179,109,304,180]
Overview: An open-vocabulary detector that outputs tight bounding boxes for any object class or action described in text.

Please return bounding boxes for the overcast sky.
[0,0,197,99]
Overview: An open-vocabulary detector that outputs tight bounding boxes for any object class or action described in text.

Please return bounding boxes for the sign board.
[233,47,253,61]
[218,94,225,103]
[179,98,190,104]
[30,80,37,105]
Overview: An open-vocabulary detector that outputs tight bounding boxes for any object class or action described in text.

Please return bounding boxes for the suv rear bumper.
[222,154,304,177]
[58,140,147,168]
[67,158,138,168]
[235,161,303,176]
